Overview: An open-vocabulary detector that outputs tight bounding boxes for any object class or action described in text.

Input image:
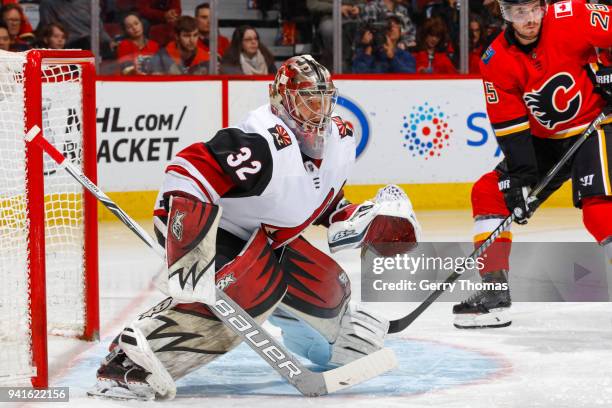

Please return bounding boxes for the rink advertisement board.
[95,80,223,191]
[96,76,499,192]
[228,78,502,184]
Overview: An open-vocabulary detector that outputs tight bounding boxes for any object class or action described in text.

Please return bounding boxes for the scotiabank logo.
[402,102,453,160]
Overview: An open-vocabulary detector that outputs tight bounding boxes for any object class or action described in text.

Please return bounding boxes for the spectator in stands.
[195,3,230,58]
[220,25,276,75]
[137,0,181,25]
[481,0,504,46]
[468,14,486,74]
[306,0,361,70]
[413,17,457,74]
[36,22,67,49]
[352,16,416,73]
[136,0,181,47]
[360,0,417,49]
[39,0,114,56]
[117,13,160,75]
[1,3,32,50]
[418,0,459,49]
[150,16,210,75]
[0,22,10,51]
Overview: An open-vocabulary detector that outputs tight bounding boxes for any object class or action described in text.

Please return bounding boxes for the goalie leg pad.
[280,236,351,333]
[270,303,389,367]
[98,228,286,398]
[119,293,281,388]
[270,236,388,366]
[329,302,389,366]
[268,308,332,367]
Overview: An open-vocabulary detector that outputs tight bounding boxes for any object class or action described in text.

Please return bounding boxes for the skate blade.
[87,387,155,401]
[87,377,156,401]
[453,308,512,329]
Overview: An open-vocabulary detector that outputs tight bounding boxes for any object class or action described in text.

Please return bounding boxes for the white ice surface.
[23,208,612,408]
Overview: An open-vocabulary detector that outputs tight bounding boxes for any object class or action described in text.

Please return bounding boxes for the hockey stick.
[388,109,610,334]
[25,126,397,397]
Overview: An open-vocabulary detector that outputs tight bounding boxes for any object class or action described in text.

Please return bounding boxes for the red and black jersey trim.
[313,185,346,227]
[171,142,236,201]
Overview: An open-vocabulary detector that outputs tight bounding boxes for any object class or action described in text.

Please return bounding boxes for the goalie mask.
[269,54,338,159]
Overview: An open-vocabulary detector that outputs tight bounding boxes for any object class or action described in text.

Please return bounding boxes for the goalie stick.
[25,126,397,397]
[387,109,611,334]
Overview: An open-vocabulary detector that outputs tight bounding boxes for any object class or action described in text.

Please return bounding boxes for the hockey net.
[0,50,98,387]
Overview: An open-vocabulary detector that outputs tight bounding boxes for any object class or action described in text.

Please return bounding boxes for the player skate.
[453,270,512,329]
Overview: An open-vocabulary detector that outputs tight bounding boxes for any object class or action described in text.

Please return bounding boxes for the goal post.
[0,49,99,388]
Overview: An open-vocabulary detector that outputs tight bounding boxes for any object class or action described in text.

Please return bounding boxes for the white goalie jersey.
[154,104,356,248]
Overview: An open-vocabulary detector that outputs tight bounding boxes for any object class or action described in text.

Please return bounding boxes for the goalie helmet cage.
[0,50,98,388]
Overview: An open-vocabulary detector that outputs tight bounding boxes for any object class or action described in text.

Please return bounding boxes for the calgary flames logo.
[523,72,581,130]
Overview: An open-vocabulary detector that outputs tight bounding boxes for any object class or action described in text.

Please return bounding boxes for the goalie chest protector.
[208,104,355,248]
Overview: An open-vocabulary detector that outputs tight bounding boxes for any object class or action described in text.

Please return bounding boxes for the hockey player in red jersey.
[88,54,421,400]
[453,0,612,329]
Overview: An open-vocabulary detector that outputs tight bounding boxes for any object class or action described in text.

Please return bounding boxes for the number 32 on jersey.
[226,147,262,181]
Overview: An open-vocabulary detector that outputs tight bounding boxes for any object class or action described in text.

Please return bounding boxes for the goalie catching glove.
[327,184,421,256]
[165,195,221,304]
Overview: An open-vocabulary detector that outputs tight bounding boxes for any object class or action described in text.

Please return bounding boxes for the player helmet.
[498,0,546,24]
[269,54,338,159]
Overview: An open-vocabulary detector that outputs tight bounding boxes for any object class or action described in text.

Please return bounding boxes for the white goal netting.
[0,51,88,384]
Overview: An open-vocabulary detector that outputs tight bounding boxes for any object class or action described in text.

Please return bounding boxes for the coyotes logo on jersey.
[268,124,292,150]
[332,116,354,138]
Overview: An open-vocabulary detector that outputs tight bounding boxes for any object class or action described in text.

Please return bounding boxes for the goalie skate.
[87,349,156,401]
[453,271,512,329]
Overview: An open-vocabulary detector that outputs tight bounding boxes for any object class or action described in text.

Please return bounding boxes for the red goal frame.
[23,50,99,388]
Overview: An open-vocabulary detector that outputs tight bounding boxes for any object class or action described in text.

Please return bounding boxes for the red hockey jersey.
[479,0,611,180]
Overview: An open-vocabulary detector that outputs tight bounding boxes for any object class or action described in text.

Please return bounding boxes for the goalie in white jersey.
[89,54,421,400]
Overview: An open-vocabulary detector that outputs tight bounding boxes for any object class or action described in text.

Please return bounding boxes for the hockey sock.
[473,217,512,277]
[582,196,612,243]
